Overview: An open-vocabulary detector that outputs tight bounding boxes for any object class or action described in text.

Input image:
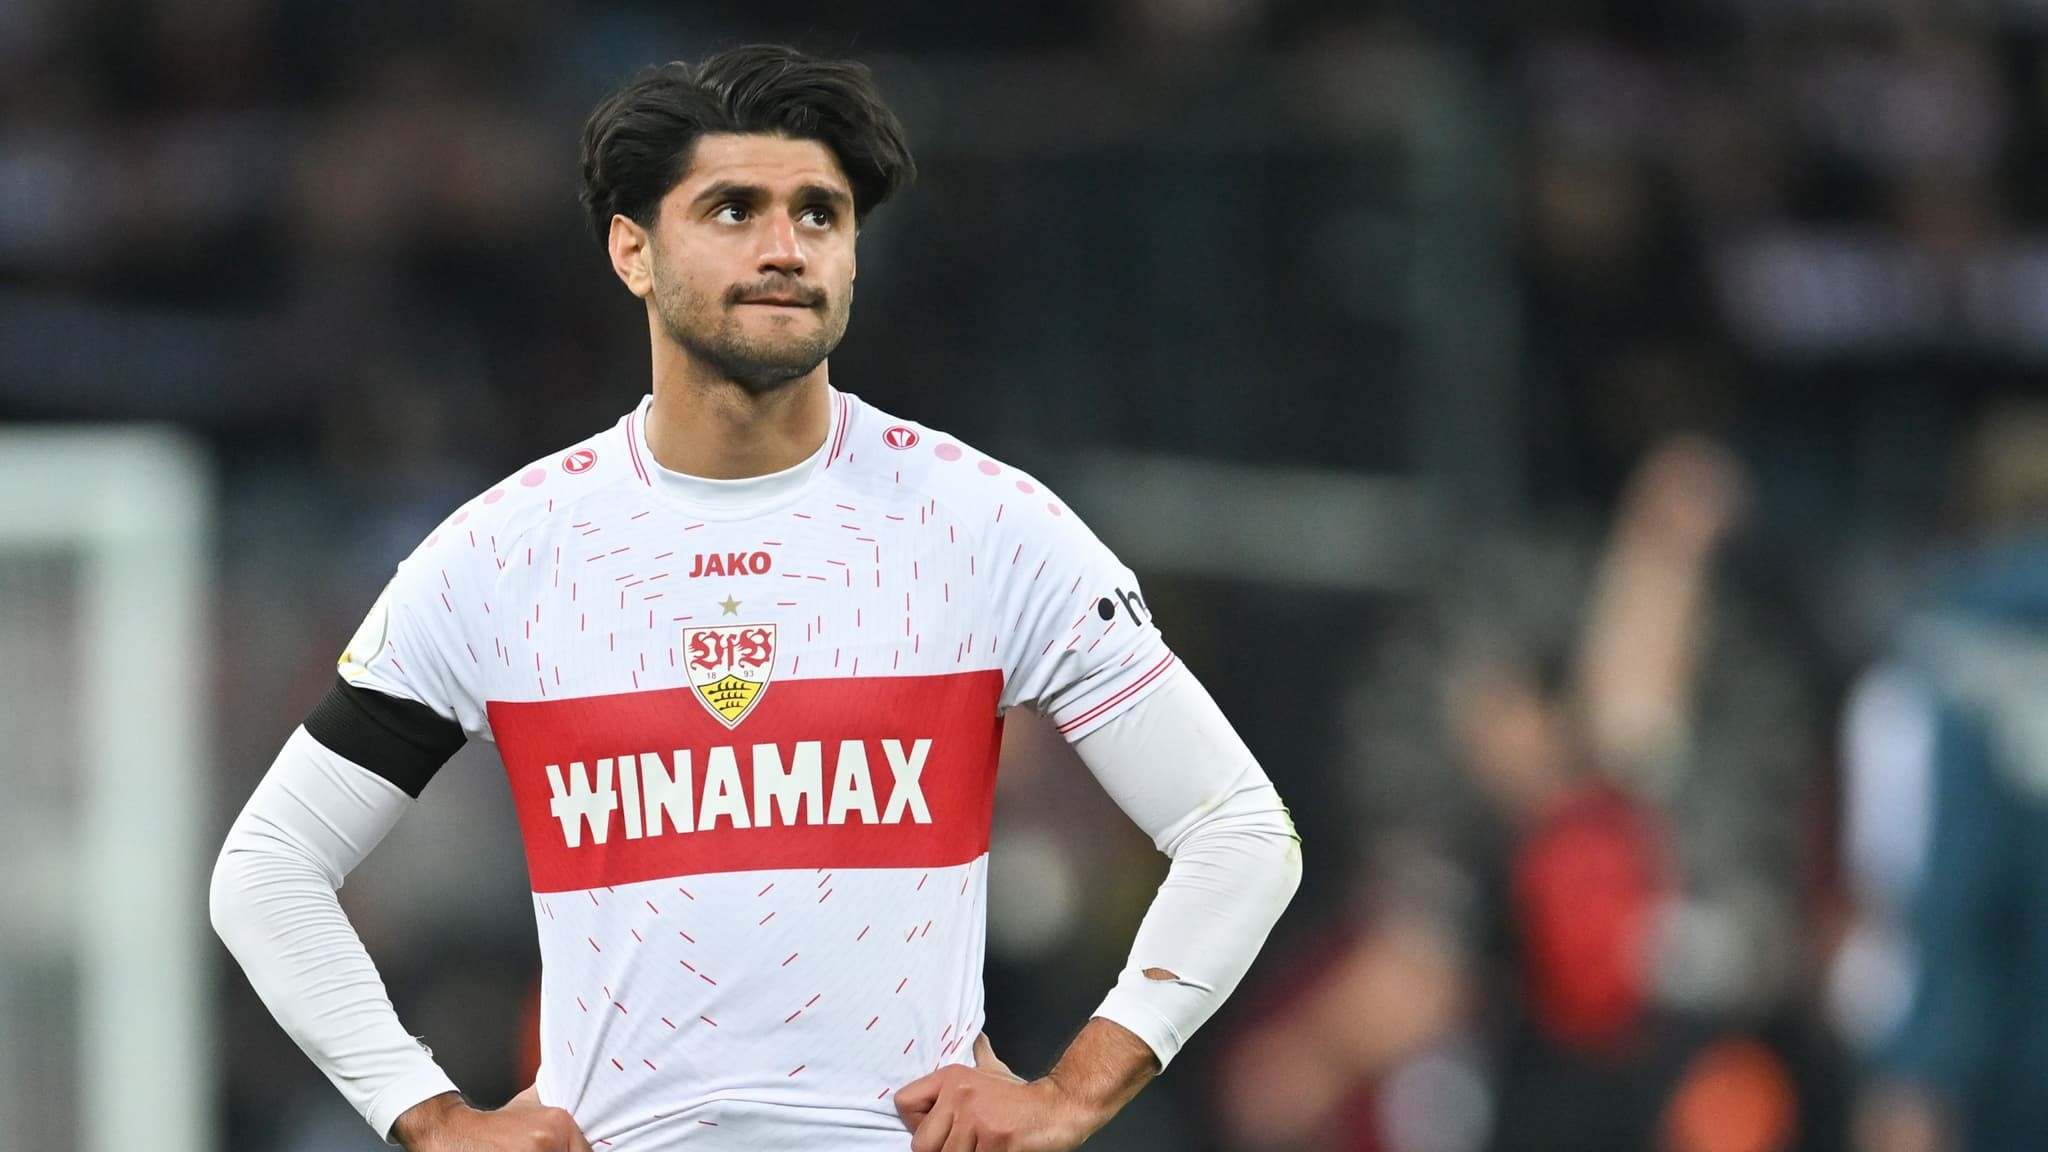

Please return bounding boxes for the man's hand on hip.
[391,1089,592,1152]
[894,1034,1095,1152]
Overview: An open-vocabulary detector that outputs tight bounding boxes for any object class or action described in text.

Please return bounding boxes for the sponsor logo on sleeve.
[563,448,598,474]
[883,425,920,450]
[1097,586,1149,628]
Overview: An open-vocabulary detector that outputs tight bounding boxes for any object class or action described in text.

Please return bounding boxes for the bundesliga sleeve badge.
[685,623,777,728]
[338,580,395,682]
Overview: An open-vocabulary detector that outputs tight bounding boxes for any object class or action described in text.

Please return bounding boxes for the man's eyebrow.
[689,181,853,213]
[691,181,769,208]
[796,184,854,210]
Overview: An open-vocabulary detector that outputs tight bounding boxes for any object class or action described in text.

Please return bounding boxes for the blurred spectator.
[1579,438,1814,1028]
[1848,403,2048,1152]
[1458,649,1675,1152]
[1219,436,1814,1152]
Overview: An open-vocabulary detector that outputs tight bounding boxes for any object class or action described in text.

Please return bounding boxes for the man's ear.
[608,214,655,299]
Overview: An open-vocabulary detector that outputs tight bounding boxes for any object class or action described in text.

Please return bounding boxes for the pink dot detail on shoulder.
[1047,502,1063,517]
[482,488,506,505]
[521,466,548,487]
[426,534,440,548]
[1015,479,1036,494]
[977,459,1001,476]
[934,443,963,462]
[451,509,470,525]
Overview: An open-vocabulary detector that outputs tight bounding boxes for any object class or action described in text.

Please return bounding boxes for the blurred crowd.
[8,0,2048,1150]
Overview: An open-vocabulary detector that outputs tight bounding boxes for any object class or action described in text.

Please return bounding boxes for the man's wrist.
[389,1091,468,1150]
[1040,1017,1160,1137]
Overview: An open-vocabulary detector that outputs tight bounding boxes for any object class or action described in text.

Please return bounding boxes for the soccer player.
[211,44,1301,1152]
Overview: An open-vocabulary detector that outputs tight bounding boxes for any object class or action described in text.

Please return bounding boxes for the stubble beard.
[652,268,851,396]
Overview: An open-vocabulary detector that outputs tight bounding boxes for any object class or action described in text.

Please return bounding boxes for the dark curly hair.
[578,44,916,241]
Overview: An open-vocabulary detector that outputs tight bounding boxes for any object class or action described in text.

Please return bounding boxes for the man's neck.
[644,346,833,481]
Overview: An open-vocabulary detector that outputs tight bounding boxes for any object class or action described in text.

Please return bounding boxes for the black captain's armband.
[302,676,466,798]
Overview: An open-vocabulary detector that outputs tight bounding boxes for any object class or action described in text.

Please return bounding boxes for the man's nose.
[758,211,805,275]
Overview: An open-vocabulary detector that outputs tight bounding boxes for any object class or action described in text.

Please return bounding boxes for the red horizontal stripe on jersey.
[487,671,1003,892]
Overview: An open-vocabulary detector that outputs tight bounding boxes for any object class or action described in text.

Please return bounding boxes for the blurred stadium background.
[7,0,2048,1150]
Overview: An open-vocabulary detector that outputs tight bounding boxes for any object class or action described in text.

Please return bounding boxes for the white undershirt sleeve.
[1070,669,1302,1068]
[209,727,460,1142]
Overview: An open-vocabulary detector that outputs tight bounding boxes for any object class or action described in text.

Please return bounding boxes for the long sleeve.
[209,726,461,1142]
[1070,671,1302,1067]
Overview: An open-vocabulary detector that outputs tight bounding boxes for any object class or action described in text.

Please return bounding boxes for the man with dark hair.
[580,46,916,237]
[213,45,1300,1151]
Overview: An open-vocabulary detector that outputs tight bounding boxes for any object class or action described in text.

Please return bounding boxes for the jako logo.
[543,738,935,848]
[883,425,920,450]
[563,448,598,474]
[688,551,773,578]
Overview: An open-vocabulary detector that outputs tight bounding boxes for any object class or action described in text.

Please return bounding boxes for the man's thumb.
[973,1033,1020,1080]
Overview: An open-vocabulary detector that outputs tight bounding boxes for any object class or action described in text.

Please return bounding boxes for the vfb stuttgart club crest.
[685,623,776,728]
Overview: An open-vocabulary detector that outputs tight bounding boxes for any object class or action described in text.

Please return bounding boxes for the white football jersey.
[341,389,1178,1148]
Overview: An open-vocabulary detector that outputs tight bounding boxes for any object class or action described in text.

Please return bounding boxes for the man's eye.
[712,204,749,223]
[799,207,835,228]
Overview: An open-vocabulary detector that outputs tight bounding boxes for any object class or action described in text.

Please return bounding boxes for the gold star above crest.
[718,594,742,616]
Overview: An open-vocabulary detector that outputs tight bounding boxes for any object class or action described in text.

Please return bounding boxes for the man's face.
[640,134,858,392]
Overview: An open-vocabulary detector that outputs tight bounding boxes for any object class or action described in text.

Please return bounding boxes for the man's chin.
[717,346,832,392]
[667,317,840,389]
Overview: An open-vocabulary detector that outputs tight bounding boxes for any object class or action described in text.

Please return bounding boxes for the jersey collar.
[622,388,848,518]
